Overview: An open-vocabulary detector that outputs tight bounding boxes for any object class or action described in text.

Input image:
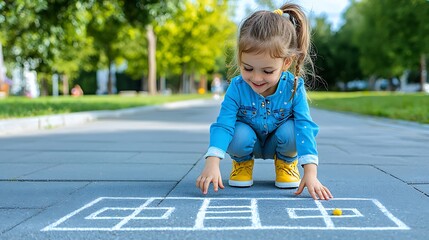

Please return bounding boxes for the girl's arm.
[294,163,333,200]
[291,78,332,200]
[197,78,241,194]
[196,156,224,194]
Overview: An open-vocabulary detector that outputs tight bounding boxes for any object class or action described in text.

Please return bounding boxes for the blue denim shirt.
[205,71,319,166]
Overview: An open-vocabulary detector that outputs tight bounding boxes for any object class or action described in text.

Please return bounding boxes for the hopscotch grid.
[41,197,105,232]
[207,206,251,208]
[41,197,410,232]
[251,199,262,228]
[111,198,156,230]
[287,208,363,219]
[45,226,410,231]
[314,200,335,229]
[99,197,378,201]
[86,207,174,220]
[194,199,210,229]
[206,210,252,214]
[371,199,410,230]
[85,207,135,220]
[195,199,256,228]
[205,216,252,220]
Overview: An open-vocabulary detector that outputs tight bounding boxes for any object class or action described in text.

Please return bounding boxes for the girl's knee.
[275,120,296,157]
[227,122,257,158]
[275,120,295,144]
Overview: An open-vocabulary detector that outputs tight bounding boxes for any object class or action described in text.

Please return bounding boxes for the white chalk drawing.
[41,197,410,231]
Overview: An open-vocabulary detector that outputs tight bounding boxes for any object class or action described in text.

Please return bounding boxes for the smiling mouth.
[252,82,266,87]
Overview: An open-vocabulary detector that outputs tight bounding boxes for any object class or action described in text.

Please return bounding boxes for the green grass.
[308,91,429,124]
[0,94,212,119]
[1,92,428,124]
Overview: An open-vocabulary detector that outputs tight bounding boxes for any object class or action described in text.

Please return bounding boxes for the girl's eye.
[243,67,253,72]
[264,70,275,74]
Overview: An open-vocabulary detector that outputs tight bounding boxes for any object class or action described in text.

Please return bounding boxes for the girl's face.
[240,52,291,97]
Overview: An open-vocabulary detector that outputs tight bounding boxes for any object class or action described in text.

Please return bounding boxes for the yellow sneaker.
[229,159,254,187]
[275,157,300,188]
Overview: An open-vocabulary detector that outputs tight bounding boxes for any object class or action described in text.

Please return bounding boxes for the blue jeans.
[227,120,297,163]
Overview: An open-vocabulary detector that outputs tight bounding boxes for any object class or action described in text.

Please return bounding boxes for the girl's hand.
[294,164,333,200]
[196,157,225,194]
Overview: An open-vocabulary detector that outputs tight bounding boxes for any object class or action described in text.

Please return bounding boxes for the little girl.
[196,3,333,200]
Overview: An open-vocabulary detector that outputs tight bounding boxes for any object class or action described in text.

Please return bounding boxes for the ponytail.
[279,3,314,100]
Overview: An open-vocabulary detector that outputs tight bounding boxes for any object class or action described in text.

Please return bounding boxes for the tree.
[351,0,429,90]
[329,5,363,90]
[155,0,236,93]
[123,0,176,94]
[1,0,95,95]
[86,0,126,94]
[1,0,50,95]
[48,1,95,95]
[311,15,336,90]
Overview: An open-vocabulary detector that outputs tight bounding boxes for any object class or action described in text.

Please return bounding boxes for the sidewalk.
[0,99,428,239]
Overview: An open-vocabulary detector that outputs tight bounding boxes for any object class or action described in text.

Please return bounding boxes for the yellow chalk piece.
[332,208,342,216]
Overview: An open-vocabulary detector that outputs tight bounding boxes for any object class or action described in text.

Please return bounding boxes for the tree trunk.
[368,75,376,91]
[0,42,4,84]
[52,74,59,97]
[62,74,69,96]
[160,74,166,93]
[181,62,187,93]
[0,42,5,95]
[147,24,157,95]
[189,71,195,93]
[107,60,113,95]
[388,77,394,92]
[140,75,148,92]
[41,77,48,96]
[421,54,427,92]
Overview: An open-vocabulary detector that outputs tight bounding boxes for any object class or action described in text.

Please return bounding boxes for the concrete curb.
[0,99,213,136]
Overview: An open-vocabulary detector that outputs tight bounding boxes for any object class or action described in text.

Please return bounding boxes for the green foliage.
[86,0,125,70]
[1,0,237,95]
[118,26,148,79]
[155,0,237,78]
[123,0,177,26]
[311,15,363,90]
[1,0,427,95]
[311,16,336,90]
[309,92,429,124]
[351,0,429,78]
[1,1,92,74]
[0,94,212,119]
[309,0,428,88]
[1,0,97,97]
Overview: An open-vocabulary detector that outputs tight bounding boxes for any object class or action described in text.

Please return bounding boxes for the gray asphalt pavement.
[0,98,428,240]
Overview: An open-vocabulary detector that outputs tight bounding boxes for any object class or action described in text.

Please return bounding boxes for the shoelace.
[276,162,299,178]
[232,162,252,176]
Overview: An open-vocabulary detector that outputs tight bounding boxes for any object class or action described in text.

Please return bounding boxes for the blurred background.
[0,0,428,98]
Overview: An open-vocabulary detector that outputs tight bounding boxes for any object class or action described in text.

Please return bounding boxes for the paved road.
[0,99,428,239]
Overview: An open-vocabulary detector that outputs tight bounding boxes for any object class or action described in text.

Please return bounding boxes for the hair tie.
[273,9,283,15]
[274,9,297,27]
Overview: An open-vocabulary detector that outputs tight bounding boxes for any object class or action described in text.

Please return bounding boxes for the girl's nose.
[252,72,263,82]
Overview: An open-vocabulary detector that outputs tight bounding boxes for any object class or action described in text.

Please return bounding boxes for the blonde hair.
[232,3,314,99]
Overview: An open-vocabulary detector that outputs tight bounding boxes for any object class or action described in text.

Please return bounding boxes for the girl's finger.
[196,176,202,188]
[308,187,318,200]
[294,181,305,195]
[198,177,206,192]
[203,177,212,194]
[219,176,225,189]
[316,188,324,200]
[324,186,333,199]
[213,180,219,192]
